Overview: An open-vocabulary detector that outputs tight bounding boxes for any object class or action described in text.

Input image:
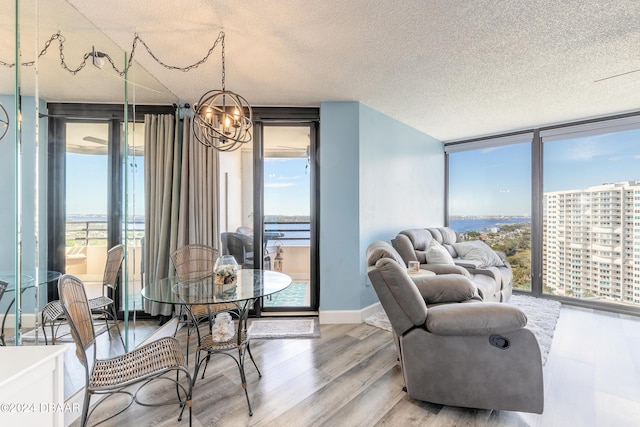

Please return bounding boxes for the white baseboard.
[319,302,382,324]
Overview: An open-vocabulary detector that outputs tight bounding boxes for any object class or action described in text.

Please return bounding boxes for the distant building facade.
[543,181,640,305]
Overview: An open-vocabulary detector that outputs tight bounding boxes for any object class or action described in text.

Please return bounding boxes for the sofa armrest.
[425,303,527,336]
[422,264,471,277]
[412,274,478,304]
[453,258,483,269]
[467,265,501,282]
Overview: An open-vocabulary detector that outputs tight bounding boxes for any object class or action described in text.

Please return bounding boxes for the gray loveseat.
[392,227,512,302]
[366,240,544,413]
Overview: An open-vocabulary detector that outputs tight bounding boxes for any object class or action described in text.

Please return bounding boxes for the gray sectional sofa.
[392,227,513,302]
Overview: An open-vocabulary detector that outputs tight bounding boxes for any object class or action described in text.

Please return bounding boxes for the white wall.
[320,101,444,313]
[218,148,244,233]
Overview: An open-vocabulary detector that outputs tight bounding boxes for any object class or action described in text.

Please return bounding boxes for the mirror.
[0,0,177,400]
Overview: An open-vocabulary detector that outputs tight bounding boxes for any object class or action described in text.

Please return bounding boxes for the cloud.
[265,183,296,188]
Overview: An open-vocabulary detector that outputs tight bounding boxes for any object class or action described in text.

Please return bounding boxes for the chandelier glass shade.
[0,103,8,141]
[192,89,253,151]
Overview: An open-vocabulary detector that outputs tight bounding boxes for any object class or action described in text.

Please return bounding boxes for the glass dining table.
[141,268,292,416]
[0,270,62,346]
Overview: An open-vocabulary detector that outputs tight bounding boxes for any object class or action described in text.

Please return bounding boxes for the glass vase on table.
[213,255,238,297]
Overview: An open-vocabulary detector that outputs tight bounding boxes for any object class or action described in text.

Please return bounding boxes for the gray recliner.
[366,240,544,414]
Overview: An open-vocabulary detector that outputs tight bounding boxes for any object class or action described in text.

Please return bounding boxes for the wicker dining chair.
[42,244,125,346]
[169,245,235,353]
[58,274,192,426]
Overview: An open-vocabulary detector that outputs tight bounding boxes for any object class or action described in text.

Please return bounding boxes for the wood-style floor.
[68,305,640,427]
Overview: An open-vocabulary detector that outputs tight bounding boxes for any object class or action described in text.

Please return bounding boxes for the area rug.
[263,281,307,307]
[20,323,108,343]
[248,317,320,339]
[364,294,561,365]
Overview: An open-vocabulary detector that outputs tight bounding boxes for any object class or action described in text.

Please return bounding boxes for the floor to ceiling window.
[542,123,640,308]
[447,137,532,291]
[447,114,640,315]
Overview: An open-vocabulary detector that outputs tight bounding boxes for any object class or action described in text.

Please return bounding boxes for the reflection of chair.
[43,244,125,346]
[0,281,7,346]
[222,232,271,270]
[169,245,235,356]
[58,274,192,426]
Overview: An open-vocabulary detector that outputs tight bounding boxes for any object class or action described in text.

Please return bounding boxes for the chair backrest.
[58,274,96,369]
[103,244,125,292]
[170,244,218,281]
[226,233,253,265]
[366,241,428,336]
[0,280,7,301]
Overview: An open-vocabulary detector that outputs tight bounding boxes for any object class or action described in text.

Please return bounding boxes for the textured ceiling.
[7,0,640,141]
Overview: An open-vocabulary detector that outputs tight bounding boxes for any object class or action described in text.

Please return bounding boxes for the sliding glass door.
[261,125,314,310]
[64,122,111,301]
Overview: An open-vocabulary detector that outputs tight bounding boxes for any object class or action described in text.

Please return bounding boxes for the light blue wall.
[320,101,445,312]
[319,102,362,311]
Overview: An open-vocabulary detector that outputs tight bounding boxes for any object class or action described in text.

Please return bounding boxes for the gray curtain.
[177,114,220,249]
[144,113,181,316]
[143,113,220,316]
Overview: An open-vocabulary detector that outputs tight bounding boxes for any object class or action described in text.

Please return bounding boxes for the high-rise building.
[543,181,640,305]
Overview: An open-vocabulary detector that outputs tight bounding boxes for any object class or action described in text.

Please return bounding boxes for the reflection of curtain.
[144,114,180,316]
[177,115,220,249]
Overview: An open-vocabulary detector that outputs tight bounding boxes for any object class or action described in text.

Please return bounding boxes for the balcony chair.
[222,231,272,270]
[0,280,7,345]
[58,274,192,426]
[42,244,125,346]
[366,240,544,413]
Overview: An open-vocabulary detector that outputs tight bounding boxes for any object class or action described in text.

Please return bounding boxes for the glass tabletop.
[141,269,292,305]
[0,271,62,292]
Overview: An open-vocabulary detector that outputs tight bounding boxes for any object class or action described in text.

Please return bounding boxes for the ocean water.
[449,217,530,233]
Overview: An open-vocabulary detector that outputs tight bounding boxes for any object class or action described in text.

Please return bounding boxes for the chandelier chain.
[0,30,226,77]
[221,35,225,91]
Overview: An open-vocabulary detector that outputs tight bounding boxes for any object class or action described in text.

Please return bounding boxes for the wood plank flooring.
[67,305,640,427]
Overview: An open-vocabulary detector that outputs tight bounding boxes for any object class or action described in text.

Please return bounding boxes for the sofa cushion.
[453,240,505,268]
[425,239,455,265]
[401,229,433,251]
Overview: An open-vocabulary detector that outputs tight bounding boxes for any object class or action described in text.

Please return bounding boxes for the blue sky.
[66,153,309,217]
[66,153,144,216]
[449,128,640,216]
[264,157,310,217]
[68,128,640,219]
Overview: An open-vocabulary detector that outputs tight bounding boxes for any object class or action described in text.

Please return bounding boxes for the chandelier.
[0,103,8,141]
[192,33,253,151]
